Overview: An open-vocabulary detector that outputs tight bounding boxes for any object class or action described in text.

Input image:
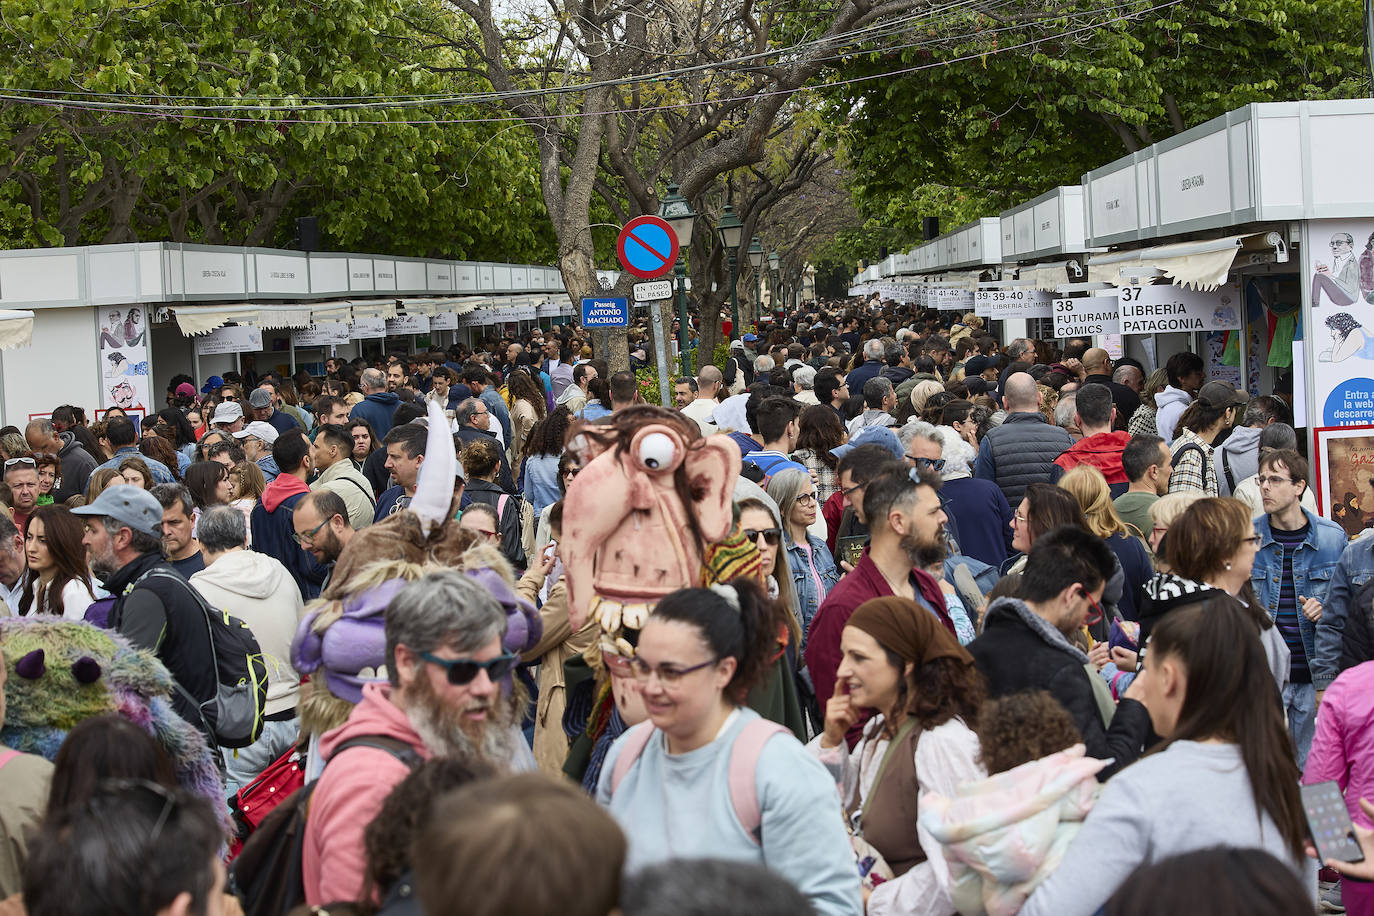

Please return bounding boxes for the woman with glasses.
[19,505,97,620]
[597,581,861,916]
[810,596,985,915]
[458,503,502,545]
[1141,497,1288,689]
[766,469,838,649]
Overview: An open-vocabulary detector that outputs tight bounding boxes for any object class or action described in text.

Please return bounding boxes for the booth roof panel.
[0,242,562,310]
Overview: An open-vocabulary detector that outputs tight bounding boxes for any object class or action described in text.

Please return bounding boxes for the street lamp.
[716,205,744,342]
[658,182,697,374]
[768,250,780,313]
[747,237,764,331]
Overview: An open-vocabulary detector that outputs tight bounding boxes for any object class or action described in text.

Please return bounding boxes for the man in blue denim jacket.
[1252,450,1346,767]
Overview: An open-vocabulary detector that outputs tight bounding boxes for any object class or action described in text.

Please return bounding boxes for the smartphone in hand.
[1302,781,1365,864]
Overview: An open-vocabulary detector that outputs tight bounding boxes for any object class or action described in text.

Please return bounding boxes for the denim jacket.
[1308,528,1374,689]
[1251,509,1345,681]
[784,533,840,648]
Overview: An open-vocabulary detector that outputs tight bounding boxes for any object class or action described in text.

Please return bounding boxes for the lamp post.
[715,205,744,342]
[658,182,697,374]
[767,250,780,315]
[747,236,764,332]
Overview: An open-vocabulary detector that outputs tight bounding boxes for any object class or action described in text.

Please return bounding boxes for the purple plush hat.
[291,579,403,704]
[465,567,543,656]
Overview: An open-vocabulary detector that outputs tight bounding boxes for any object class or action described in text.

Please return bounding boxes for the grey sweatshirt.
[1019,741,1315,916]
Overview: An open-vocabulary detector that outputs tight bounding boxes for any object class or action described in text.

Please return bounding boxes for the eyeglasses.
[841,482,864,498]
[1255,475,1298,487]
[93,778,179,844]
[292,517,330,545]
[420,650,519,685]
[563,466,582,478]
[1012,511,1028,525]
[1081,588,1104,627]
[795,492,817,505]
[743,527,781,546]
[468,526,498,539]
[628,655,720,686]
[909,456,945,472]
[4,457,34,469]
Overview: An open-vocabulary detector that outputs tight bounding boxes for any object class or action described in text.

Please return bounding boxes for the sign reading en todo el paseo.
[1052,295,1121,339]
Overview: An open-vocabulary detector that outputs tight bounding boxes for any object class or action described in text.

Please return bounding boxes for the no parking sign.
[616,216,679,279]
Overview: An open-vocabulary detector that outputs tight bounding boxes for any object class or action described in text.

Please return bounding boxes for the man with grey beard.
[301,569,527,906]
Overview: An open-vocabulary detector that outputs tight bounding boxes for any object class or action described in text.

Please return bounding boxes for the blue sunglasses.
[420,651,518,685]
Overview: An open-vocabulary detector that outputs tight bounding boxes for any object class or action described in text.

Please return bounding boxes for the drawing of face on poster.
[109,379,141,411]
[1306,220,1374,427]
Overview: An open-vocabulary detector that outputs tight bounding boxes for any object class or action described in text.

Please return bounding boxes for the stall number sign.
[935,288,974,311]
[974,288,1052,320]
[1053,295,1121,338]
[1117,282,1241,334]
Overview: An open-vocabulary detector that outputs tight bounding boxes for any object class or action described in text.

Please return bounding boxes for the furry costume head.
[0,617,228,825]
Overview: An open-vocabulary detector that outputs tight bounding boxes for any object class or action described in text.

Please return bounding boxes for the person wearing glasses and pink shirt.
[970,526,1151,781]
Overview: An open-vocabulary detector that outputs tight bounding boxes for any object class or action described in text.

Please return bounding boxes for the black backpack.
[229,736,422,916]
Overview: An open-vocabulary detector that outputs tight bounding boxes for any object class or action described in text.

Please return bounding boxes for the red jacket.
[1052,430,1131,484]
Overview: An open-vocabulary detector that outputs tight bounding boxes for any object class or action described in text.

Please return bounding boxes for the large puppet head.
[559,405,740,666]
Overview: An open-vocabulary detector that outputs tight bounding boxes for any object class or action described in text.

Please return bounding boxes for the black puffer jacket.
[975,411,1073,506]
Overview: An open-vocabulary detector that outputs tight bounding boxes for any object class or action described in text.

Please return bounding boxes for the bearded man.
[804,466,959,744]
[301,569,526,905]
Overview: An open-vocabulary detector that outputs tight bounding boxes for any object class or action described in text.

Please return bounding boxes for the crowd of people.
[0,299,1371,916]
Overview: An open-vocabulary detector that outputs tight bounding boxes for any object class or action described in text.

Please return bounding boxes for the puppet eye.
[636,433,677,471]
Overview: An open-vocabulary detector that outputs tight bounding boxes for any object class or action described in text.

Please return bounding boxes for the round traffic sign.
[616,215,679,279]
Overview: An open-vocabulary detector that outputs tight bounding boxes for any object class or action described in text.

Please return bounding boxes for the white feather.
[412,399,457,535]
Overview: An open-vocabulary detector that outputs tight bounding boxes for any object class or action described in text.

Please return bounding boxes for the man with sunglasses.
[3,455,39,535]
[806,466,958,745]
[303,570,523,905]
[969,525,1150,781]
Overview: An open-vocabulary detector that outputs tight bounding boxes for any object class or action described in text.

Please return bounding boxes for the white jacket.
[190,549,307,716]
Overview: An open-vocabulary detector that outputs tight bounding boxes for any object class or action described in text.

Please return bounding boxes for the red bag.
[227,746,305,860]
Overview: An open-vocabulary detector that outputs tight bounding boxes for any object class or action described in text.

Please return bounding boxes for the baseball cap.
[174,382,197,399]
[831,425,903,461]
[233,421,279,445]
[200,375,225,394]
[964,355,992,376]
[210,401,243,425]
[247,388,272,409]
[71,485,163,538]
[742,333,758,342]
[1197,380,1248,410]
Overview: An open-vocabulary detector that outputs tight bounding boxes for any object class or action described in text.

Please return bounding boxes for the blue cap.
[201,375,225,394]
[742,333,758,342]
[830,425,903,462]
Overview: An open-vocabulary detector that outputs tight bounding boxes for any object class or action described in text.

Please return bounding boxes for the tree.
[0,0,555,260]
[828,0,1368,233]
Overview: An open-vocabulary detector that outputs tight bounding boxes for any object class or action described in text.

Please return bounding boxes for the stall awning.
[0,310,35,350]
[348,299,399,320]
[1087,231,1287,290]
[256,306,313,330]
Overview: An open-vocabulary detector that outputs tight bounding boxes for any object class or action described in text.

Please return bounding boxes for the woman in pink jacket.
[1305,659,1374,915]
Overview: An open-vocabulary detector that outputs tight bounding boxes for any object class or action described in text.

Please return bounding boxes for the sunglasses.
[420,650,519,685]
[911,456,945,472]
[4,456,35,469]
[743,527,781,546]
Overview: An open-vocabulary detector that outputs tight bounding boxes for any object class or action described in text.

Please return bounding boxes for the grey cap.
[210,401,242,425]
[71,484,163,537]
[831,425,903,461]
[248,388,272,408]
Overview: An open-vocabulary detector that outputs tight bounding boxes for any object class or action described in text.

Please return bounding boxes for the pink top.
[795,538,825,601]
[1305,660,1374,828]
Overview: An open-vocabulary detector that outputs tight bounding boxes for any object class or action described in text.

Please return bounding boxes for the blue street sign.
[581,297,630,327]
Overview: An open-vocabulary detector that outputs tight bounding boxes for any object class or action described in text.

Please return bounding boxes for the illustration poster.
[98,305,149,422]
[1306,219,1374,427]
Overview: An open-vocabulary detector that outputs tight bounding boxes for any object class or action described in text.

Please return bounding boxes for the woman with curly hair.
[1127,368,1171,437]
[505,369,547,467]
[790,404,846,504]
[521,406,573,514]
[810,595,985,913]
[1320,311,1374,362]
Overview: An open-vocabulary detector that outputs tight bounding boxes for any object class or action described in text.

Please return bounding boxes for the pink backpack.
[609,718,791,845]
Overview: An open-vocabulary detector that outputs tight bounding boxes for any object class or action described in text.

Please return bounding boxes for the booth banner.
[1206,331,1243,390]
[457,309,492,328]
[1305,219,1374,427]
[974,288,1053,321]
[385,315,431,335]
[195,324,262,356]
[292,323,350,347]
[1117,282,1241,334]
[936,288,974,312]
[1052,295,1121,339]
[99,305,150,416]
[429,312,458,331]
[348,318,387,339]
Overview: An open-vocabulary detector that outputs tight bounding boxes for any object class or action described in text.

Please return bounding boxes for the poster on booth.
[1305,219,1374,428]
[99,305,150,420]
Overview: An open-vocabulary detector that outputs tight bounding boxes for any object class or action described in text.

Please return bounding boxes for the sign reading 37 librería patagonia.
[1116,282,1241,334]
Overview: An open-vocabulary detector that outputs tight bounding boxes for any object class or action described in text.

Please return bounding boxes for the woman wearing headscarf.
[808,596,986,915]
